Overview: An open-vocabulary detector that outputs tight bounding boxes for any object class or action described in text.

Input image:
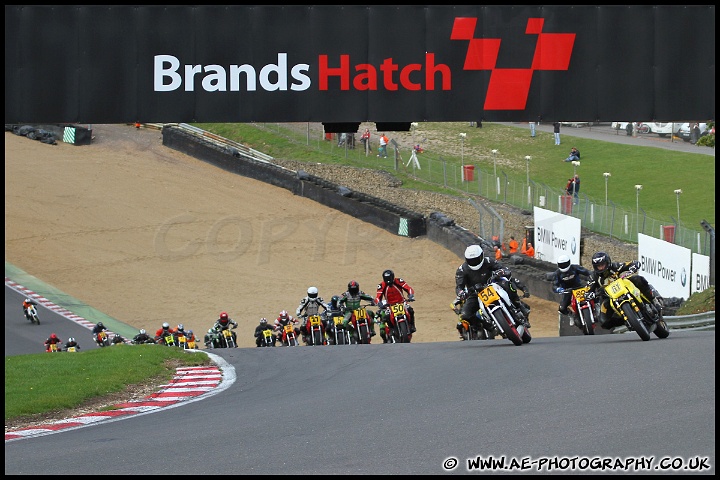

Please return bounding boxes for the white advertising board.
[638,233,691,299]
[533,207,582,265]
[691,253,711,295]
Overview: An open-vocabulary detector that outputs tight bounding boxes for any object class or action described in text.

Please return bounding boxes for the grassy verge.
[5,345,211,422]
[196,121,715,233]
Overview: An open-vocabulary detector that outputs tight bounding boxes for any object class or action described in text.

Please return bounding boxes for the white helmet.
[557,255,571,273]
[162,322,170,329]
[139,329,146,335]
[464,244,485,271]
[307,286,318,299]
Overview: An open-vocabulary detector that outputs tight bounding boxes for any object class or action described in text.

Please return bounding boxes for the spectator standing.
[553,122,561,145]
[360,128,372,154]
[377,133,389,158]
[494,245,503,261]
[508,236,519,255]
[571,174,580,204]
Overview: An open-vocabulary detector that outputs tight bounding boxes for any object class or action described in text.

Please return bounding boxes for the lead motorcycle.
[472,271,531,346]
[588,271,670,341]
[24,302,40,325]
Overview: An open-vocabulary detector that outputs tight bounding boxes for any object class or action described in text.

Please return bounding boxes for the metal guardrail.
[613,311,715,333]
[150,123,275,164]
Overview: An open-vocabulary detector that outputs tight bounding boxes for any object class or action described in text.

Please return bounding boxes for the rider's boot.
[515,302,531,327]
[409,317,417,333]
[456,322,465,340]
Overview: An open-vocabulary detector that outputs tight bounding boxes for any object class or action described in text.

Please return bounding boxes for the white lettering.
[154,55,182,91]
[154,53,311,93]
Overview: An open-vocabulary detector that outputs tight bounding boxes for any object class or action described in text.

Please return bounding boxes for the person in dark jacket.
[587,252,662,330]
[455,245,531,333]
[254,318,276,346]
[132,328,155,344]
[552,255,592,326]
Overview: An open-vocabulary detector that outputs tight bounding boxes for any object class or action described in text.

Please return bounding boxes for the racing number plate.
[609,280,623,295]
[573,287,588,302]
[479,286,500,305]
[355,308,367,320]
[309,315,322,326]
[333,316,343,325]
[390,303,406,315]
[284,324,293,332]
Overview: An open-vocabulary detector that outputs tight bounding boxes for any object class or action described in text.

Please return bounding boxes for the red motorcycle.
[562,285,598,335]
[348,303,374,345]
[381,299,414,343]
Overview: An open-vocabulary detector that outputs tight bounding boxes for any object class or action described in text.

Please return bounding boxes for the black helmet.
[591,252,611,273]
[348,280,360,296]
[97,322,104,329]
[557,255,571,273]
[382,269,395,284]
[330,295,340,307]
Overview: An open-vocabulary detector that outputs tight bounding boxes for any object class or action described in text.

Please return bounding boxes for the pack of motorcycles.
[28,269,670,351]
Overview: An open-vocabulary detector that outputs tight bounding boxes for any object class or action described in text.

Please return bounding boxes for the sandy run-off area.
[5,125,560,347]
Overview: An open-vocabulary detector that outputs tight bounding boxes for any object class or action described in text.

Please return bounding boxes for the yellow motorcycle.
[592,272,670,341]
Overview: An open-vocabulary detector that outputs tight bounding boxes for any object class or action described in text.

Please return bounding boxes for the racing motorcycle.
[589,271,670,341]
[217,328,237,348]
[327,313,350,345]
[562,285,598,335]
[175,332,189,349]
[46,343,62,353]
[24,302,40,325]
[158,332,177,347]
[472,272,531,346]
[95,331,111,347]
[381,299,414,343]
[450,300,495,341]
[280,323,300,347]
[348,303,374,344]
[306,314,326,346]
[260,328,275,347]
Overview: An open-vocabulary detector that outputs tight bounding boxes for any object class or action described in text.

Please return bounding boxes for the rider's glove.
[554,287,563,294]
[407,294,415,301]
[458,291,467,300]
[523,291,531,298]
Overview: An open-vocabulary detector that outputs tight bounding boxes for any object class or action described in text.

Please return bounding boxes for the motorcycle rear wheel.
[653,319,671,339]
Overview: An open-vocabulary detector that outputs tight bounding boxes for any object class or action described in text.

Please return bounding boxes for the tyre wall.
[162,126,425,239]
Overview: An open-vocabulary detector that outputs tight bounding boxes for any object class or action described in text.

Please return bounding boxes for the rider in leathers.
[323,295,346,345]
[296,286,328,345]
[552,254,592,325]
[455,245,531,334]
[375,269,416,342]
[254,318,276,347]
[339,280,378,339]
[586,251,662,330]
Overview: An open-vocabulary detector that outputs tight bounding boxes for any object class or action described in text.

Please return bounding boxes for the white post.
[635,184,643,234]
[603,172,611,206]
[674,189,682,224]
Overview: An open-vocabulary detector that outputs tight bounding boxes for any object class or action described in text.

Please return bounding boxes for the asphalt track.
[5,125,715,474]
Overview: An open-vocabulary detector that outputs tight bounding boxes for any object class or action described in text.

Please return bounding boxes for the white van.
[611,122,682,137]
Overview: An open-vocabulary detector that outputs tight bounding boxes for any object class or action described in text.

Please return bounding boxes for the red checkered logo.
[451,17,576,110]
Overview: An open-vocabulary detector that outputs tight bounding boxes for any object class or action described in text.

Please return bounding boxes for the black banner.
[4,5,715,124]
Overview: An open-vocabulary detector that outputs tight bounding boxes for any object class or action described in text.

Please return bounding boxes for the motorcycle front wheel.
[621,303,651,341]
[492,310,523,346]
[580,308,595,335]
